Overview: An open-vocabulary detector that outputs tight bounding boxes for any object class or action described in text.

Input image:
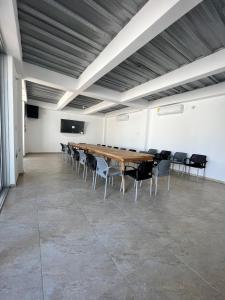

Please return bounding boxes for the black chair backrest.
[190,154,207,165]
[101,144,106,147]
[148,149,158,155]
[67,145,71,155]
[113,146,119,149]
[160,150,171,160]
[107,145,112,148]
[120,147,127,150]
[129,149,136,152]
[137,161,154,180]
[86,153,97,171]
[60,143,65,152]
[72,148,79,161]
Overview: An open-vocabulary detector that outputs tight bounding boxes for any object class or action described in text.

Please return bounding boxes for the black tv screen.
[26,104,39,119]
[60,119,84,134]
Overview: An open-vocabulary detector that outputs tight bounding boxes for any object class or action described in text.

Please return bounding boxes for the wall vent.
[157,104,184,116]
[116,114,129,121]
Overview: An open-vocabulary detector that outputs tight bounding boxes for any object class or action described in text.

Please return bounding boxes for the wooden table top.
[71,143,153,163]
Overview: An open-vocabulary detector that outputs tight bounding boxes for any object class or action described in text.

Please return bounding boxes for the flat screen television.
[26,104,39,119]
[60,119,84,134]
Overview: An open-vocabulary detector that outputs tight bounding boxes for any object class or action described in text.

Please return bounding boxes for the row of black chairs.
[97,145,207,179]
[60,143,171,200]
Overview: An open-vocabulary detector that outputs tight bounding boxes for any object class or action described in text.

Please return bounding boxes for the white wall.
[148,98,225,182]
[25,108,103,153]
[104,98,225,182]
[105,109,149,150]
[6,56,23,185]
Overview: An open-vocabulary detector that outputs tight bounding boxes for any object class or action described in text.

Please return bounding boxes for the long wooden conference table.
[72,143,153,194]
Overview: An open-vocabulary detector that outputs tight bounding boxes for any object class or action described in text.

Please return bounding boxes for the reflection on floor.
[0,154,225,300]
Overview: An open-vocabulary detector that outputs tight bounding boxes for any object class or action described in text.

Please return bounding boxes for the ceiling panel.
[96,0,225,92]
[144,71,225,102]
[99,104,128,114]
[66,95,103,110]
[26,80,65,104]
[17,0,148,78]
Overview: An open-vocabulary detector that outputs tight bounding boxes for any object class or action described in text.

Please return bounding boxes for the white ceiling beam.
[22,79,27,102]
[57,0,201,111]
[121,48,225,102]
[22,62,147,112]
[148,80,225,109]
[26,99,57,110]
[76,0,202,93]
[105,107,142,118]
[83,101,117,115]
[81,85,121,102]
[57,91,76,108]
[22,62,78,91]
[0,0,22,71]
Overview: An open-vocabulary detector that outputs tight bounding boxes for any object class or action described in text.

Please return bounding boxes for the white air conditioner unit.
[116,114,129,121]
[157,104,184,116]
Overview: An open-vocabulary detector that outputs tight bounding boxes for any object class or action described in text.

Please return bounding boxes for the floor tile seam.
[34,195,45,300]
[166,246,222,296]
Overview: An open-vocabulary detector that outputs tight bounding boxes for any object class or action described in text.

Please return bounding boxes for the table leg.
[120,162,125,194]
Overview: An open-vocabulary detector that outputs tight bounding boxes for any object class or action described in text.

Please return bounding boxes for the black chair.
[60,143,66,152]
[155,150,171,162]
[148,149,158,156]
[123,161,154,201]
[129,149,136,152]
[120,147,127,150]
[184,154,207,179]
[85,153,97,188]
[101,144,106,147]
[107,145,112,148]
[113,146,119,149]
[171,152,187,174]
[71,148,80,172]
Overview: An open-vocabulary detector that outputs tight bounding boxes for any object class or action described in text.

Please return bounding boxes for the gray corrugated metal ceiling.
[96,0,225,92]
[99,104,128,114]
[17,0,148,78]
[66,95,103,109]
[26,81,65,103]
[144,71,225,102]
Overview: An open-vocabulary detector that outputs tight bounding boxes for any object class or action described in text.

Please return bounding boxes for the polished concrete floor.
[0,154,225,300]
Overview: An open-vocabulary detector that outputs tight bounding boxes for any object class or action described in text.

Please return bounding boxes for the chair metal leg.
[82,164,86,179]
[197,168,199,181]
[168,174,170,191]
[120,179,123,192]
[203,168,206,179]
[135,180,138,201]
[155,176,158,196]
[111,176,114,186]
[92,171,95,189]
[140,180,143,187]
[78,162,80,175]
[149,178,152,197]
[104,177,108,200]
[94,172,97,190]
[85,166,88,182]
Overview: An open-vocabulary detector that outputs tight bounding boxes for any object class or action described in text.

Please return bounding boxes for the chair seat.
[125,169,152,181]
[184,162,205,168]
[108,167,121,176]
[172,160,184,164]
